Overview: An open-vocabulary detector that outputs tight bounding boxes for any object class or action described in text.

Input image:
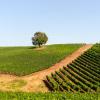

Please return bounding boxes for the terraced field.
[45,43,100,92]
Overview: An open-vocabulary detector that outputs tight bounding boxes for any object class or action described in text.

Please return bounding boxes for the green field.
[0,92,99,100]
[0,44,82,76]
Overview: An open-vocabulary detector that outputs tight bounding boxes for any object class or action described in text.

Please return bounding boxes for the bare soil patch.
[34,46,46,50]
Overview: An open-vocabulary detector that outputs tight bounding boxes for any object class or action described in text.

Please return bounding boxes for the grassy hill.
[45,43,100,92]
[0,44,82,76]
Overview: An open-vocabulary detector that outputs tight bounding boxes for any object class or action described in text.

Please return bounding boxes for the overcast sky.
[0,0,100,46]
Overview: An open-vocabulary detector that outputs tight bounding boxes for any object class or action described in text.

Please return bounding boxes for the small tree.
[32,32,48,47]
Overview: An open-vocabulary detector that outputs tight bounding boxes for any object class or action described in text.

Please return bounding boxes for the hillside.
[0,44,91,92]
[0,44,82,76]
[45,43,100,92]
[0,44,99,100]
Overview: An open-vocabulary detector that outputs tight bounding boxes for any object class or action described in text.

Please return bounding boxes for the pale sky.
[0,0,100,46]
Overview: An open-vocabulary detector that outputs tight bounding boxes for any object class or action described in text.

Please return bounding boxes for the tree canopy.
[32,32,48,47]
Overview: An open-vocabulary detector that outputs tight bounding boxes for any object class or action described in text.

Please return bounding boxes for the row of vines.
[44,43,100,92]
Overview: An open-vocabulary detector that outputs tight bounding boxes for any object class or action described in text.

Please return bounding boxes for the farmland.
[0,44,82,76]
[0,43,100,100]
[45,43,100,93]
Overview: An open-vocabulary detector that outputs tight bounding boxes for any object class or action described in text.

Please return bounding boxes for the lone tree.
[32,32,48,47]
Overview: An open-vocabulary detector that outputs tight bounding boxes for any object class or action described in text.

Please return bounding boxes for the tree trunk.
[38,44,41,48]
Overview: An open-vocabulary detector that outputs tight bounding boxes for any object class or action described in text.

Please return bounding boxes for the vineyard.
[45,43,100,92]
[0,44,99,99]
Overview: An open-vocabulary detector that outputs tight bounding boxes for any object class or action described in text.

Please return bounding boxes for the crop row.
[45,43,100,92]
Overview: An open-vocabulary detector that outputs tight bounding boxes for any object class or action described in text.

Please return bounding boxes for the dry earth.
[0,44,92,92]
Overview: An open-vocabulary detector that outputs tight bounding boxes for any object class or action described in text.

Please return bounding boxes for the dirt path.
[0,44,92,92]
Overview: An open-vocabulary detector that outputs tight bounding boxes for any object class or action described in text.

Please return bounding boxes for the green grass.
[0,92,99,100]
[0,44,82,76]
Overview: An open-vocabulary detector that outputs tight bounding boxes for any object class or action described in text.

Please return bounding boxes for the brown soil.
[34,46,46,50]
[0,44,92,92]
